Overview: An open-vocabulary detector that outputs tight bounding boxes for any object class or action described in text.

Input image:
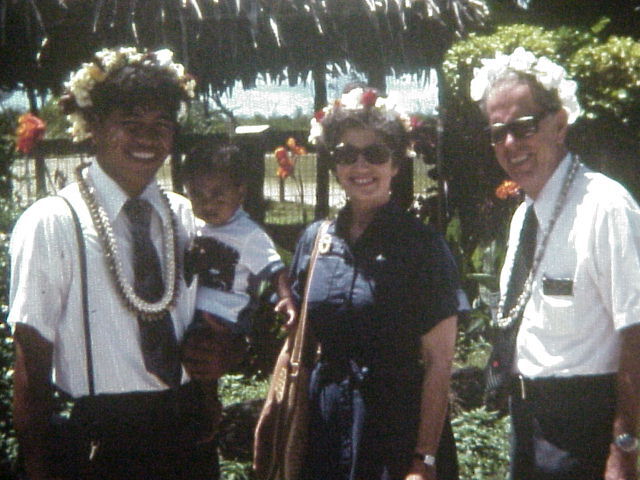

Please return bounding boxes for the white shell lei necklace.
[495,155,580,329]
[75,162,180,321]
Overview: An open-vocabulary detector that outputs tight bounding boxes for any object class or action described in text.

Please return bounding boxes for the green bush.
[570,36,640,131]
[453,407,510,480]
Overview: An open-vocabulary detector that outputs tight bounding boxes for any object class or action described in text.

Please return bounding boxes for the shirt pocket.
[540,292,576,336]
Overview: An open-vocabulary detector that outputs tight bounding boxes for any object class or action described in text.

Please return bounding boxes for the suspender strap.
[58,195,95,396]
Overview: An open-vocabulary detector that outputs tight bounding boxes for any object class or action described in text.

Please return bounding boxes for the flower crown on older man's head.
[61,47,196,142]
[470,47,581,124]
[308,87,413,146]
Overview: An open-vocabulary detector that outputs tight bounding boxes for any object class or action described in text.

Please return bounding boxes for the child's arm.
[273,269,298,329]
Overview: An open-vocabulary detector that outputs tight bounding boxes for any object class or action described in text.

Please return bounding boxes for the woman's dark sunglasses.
[488,111,553,146]
[331,143,392,166]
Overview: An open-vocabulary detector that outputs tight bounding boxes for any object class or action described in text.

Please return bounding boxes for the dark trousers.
[46,382,219,480]
[509,374,616,480]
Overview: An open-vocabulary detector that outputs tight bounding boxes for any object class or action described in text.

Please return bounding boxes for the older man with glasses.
[471,47,640,480]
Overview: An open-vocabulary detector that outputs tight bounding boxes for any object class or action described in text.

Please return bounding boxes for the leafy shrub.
[453,407,510,480]
[569,36,640,132]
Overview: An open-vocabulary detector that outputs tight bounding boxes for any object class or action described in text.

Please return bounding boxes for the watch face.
[616,433,639,452]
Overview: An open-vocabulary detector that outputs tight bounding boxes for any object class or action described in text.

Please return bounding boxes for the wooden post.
[313,63,330,219]
[233,126,270,224]
[34,151,47,199]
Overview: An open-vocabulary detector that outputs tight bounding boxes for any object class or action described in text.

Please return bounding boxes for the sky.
[2,69,439,117]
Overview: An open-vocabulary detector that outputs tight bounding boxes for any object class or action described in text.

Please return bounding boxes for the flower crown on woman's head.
[62,47,196,142]
[308,87,413,146]
[470,47,581,124]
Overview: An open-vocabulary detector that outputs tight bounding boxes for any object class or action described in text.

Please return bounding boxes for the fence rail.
[13,135,436,226]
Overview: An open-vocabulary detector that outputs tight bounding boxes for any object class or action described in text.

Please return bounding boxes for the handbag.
[253,220,330,480]
[47,196,98,478]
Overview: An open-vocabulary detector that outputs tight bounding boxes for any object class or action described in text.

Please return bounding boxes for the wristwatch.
[614,433,639,453]
[413,452,436,468]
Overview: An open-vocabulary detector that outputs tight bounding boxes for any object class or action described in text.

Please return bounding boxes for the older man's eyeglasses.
[331,143,392,166]
[488,112,552,146]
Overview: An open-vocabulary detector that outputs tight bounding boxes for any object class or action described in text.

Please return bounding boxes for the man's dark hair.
[90,64,185,120]
[182,144,246,186]
[60,60,187,123]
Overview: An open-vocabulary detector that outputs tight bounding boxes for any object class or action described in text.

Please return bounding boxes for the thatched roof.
[1,0,490,97]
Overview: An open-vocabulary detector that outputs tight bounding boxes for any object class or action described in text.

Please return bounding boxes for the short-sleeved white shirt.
[500,155,640,378]
[195,208,284,334]
[8,161,197,396]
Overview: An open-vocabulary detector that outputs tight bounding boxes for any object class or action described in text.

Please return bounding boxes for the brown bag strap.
[289,219,331,374]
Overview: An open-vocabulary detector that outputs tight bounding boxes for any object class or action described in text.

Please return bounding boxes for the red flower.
[274,146,295,179]
[16,113,46,154]
[314,110,325,121]
[410,116,424,130]
[360,89,378,108]
[495,180,521,200]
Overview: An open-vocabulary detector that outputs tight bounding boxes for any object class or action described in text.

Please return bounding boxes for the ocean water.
[220,71,439,117]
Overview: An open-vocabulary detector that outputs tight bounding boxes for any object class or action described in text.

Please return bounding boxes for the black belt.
[511,373,616,401]
[68,382,212,443]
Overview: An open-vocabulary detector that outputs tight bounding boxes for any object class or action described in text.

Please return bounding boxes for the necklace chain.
[75,162,181,321]
[495,156,580,329]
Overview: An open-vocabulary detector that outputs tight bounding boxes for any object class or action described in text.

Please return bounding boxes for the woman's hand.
[275,296,297,330]
[405,458,437,480]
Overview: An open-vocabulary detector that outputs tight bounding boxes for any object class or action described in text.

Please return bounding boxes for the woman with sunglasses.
[288,87,460,480]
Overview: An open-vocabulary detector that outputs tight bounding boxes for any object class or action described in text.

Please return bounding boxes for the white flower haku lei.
[308,87,415,156]
[65,47,196,142]
[470,47,581,124]
[75,162,180,320]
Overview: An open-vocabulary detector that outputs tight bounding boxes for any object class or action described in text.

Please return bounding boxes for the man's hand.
[605,444,638,480]
[181,313,246,382]
[404,458,437,480]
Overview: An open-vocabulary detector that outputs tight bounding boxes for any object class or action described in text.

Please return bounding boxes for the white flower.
[339,88,363,110]
[470,48,581,124]
[308,117,323,145]
[154,49,174,67]
[508,47,536,72]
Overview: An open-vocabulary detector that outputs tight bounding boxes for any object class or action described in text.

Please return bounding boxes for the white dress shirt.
[500,154,640,378]
[8,161,197,396]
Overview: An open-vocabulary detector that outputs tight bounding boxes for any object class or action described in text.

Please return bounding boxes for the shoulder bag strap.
[289,220,331,373]
[58,195,95,396]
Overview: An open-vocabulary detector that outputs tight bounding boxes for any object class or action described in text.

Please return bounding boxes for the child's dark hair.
[182,144,246,186]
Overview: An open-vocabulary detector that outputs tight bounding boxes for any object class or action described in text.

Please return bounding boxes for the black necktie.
[486,203,538,402]
[503,204,538,315]
[124,198,181,388]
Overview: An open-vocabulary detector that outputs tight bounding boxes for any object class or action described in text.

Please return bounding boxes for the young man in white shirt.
[9,48,229,479]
